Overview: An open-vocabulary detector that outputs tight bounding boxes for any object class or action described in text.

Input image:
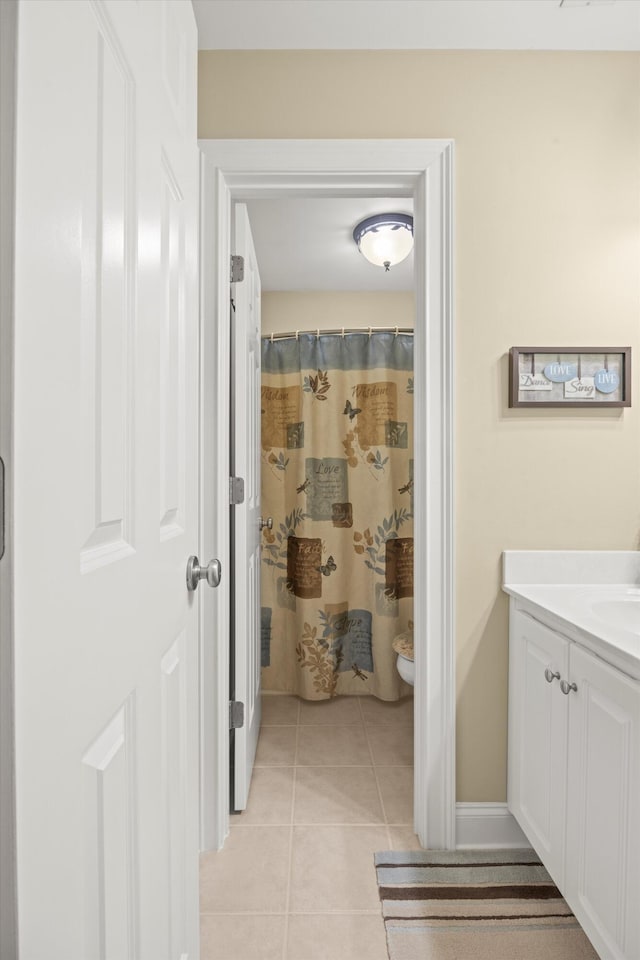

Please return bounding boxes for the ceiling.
[245,198,414,292]
[199,0,639,291]
[193,0,640,52]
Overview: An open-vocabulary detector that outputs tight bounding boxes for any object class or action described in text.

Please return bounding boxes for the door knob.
[259,517,273,531]
[560,679,578,696]
[186,556,222,591]
[544,668,561,683]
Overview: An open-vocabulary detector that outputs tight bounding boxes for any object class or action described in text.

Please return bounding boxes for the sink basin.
[591,596,640,635]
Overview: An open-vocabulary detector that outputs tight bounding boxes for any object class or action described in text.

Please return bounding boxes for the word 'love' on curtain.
[260,331,414,701]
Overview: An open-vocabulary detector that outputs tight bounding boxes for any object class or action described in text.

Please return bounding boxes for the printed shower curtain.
[260,331,414,701]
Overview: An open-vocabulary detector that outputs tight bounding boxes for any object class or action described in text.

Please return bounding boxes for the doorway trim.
[0,2,18,954]
[199,139,455,852]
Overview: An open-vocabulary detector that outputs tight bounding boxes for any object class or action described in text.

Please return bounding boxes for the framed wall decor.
[509,347,631,408]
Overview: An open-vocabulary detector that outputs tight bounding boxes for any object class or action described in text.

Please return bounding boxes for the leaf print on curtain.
[260,331,414,701]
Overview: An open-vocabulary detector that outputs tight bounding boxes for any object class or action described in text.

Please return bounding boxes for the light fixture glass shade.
[353,213,414,271]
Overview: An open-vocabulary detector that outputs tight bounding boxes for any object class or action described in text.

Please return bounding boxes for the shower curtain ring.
[316,328,320,340]
[271,332,274,343]
[341,327,345,338]
[295,329,299,340]
[394,326,399,337]
[368,326,372,338]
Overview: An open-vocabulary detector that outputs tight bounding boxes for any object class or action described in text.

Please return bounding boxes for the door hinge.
[0,457,4,561]
[229,476,245,505]
[230,255,244,284]
[229,701,245,730]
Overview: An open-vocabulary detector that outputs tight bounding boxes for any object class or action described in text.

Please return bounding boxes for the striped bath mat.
[374,849,599,960]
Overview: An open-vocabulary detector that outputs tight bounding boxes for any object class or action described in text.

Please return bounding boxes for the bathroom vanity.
[503,552,640,960]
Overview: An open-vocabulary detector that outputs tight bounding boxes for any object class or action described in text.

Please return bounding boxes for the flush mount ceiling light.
[353,213,414,272]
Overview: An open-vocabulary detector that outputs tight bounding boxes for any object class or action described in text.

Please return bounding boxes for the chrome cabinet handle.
[186,556,222,591]
[544,668,561,683]
[560,679,578,696]
[259,517,273,531]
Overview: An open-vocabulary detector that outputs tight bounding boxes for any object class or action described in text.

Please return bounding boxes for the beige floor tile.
[200,827,290,913]
[238,766,295,825]
[294,766,384,824]
[262,693,300,725]
[368,724,413,766]
[361,695,414,725]
[375,766,413,824]
[255,725,298,766]
[290,825,388,913]
[200,914,286,960]
[387,825,423,851]
[286,913,388,960]
[299,696,362,725]
[297,724,370,766]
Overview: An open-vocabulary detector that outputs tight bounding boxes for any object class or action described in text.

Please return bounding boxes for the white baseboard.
[456,803,531,849]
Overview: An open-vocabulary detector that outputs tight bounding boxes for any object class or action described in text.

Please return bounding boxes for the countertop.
[502,551,640,681]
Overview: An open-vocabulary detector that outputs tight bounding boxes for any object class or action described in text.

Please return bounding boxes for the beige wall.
[261,291,414,336]
[199,50,640,802]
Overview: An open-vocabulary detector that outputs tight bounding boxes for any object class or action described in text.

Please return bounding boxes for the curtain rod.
[262,326,414,342]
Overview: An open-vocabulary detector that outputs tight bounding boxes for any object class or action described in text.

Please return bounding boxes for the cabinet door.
[508,607,569,886]
[565,646,640,960]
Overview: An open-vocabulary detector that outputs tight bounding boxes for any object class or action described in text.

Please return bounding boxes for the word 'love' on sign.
[544,361,578,383]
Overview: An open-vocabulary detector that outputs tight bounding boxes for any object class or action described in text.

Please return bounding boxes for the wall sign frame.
[509,347,632,408]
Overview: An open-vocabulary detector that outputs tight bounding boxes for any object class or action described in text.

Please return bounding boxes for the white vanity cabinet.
[508,604,640,960]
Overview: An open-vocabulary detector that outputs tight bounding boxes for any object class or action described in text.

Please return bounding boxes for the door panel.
[81,698,137,958]
[159,150,187,540]
[509,610,569,887]
[232,203,262,811]
[79,0,136,570]
[13,2,199,957]
[566,646,640,960]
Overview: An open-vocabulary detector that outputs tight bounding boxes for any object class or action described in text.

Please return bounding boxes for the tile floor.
[200,693,418,960]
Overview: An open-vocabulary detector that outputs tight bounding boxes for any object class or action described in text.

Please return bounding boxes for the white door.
[13,2,200,957]
[232,204,262,810]
[565,646,640,960]
[508,609,569,887]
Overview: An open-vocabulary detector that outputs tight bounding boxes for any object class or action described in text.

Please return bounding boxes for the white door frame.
[0,1,18,955]
[199,139,455,852]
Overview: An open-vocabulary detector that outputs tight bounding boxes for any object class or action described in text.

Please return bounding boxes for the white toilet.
[392,631,415,686]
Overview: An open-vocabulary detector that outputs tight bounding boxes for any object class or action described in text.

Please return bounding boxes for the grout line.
[294,701,301,764]
[287,909,384,916]
[296,722,366,727]
[244,764,413,776]
[256,762,410,768]
[262,721,414,729]
[362,722,414,728]
[260,723,300,728]
[232,820,404,828]
[254,763,376,770]
[358,698,394,851]
[280,702,300,960]
[200,909,383,917]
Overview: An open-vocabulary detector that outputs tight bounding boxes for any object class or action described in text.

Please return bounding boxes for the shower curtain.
[260,331,414,701]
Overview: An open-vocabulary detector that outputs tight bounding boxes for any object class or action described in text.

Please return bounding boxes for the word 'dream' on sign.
[564,377,596,400]
[519,373,552,391]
